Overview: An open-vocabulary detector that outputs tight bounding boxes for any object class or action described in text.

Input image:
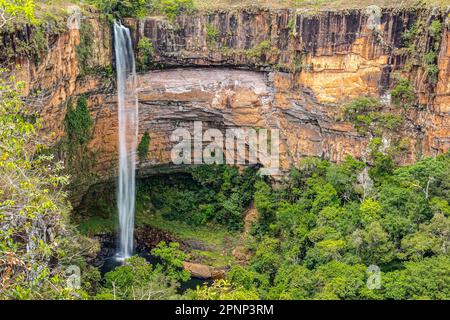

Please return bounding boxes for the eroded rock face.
[85,68,372,186]
[2,8,449,203]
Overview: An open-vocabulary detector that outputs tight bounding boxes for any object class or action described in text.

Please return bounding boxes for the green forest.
[1,0,450,302]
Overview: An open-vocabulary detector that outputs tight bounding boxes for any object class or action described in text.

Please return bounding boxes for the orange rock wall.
[2,7,449,201]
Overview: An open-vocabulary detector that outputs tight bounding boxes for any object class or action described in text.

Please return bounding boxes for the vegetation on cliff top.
[0,0,69,65]
[193,0,450,11]
[88,0,195,19]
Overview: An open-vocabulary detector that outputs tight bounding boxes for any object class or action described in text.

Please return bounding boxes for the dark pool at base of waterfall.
[100,252,212,293]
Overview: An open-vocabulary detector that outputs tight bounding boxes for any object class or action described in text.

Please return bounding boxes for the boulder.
[183,261,212,279]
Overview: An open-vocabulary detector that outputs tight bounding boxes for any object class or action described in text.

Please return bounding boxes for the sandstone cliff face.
[1,12,112,145]
[2,7,449,202]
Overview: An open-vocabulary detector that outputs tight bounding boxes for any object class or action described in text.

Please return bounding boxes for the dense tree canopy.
[221,153,450,300]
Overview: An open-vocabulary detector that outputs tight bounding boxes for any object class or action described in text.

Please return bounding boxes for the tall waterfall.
[114,22,138,260]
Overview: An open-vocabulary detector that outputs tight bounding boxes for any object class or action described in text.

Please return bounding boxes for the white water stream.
[114,22,138,260]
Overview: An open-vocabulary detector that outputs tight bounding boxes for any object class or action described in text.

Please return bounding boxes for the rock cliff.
[2,6,449,203]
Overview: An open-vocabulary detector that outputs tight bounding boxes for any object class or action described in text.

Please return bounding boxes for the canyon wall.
[2,6,449,202]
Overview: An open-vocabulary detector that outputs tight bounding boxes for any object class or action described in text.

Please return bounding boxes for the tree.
[383,256,450,300]
[268,264,314,300]
[0,71,90,299]
[250,237,282,283]
[312,261,368,300]
[151,241,190,283]
[350,222,395,265]
[0,0,36,28]
[101,256,179,300]
[194,279,259,300]
[137,131,151,162]
[227,265,269,293]
[400,213,450,260]
[304,239,348,268]
[64,96,93,146]
[254,180,277,233]
[311,183,339,214]
[359,198,382,226]
[390,78,415,109]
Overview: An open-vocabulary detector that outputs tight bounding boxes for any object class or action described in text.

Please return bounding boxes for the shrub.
[377,113,404,131]
[429,20,442,44]
[136,38,154,71]
[151,241,190,282]
[102,256,180,299]
[64,95,93,146]
[0,0,36,26]
[76,20,94,76]
[206,23,219,47]
[391,78,415,108]
[245,40,273,59]
[90,0,195,20]
[137,131,151,161]
[0,71,89,299]
[152,0,195,20]
[341,97,380,133]
[89,0,151,19]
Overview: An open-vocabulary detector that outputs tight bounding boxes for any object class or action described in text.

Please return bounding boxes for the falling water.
[114,22,138,260]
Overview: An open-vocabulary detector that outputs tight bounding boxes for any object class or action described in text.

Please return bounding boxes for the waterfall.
[114,22,138,260]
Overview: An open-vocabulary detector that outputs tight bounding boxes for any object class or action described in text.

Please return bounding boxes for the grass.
[76,205,241,268]
[136,210,241,267]
[190,249,235,268]
[78,215,118,236]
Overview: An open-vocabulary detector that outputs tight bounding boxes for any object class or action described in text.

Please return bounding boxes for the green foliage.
[391,78,416,108]
[268,265,313,299]
[341,97,379,133]
[290,54,303,73]
[136,38,154,72]
[429,19,442,48]
[287,15,297,37]
[382,256,450,300]
[0,1,66,66]
[233,152,450,300]
[0,70,92,299]
[151,241,190,282]
[401,18,442,85]
[139,165,258,230]
[64,96,93,146]
[194,279,259,300]
[423,52,439,84]
[206,23,219,47]
[401,18,423,53]
[76,20,94,77]
[253,180,277,233]
[152,0,195,21]
[0,0,36,26]
[89,0,194,20]
[88,0,152,19]
[245,40,275,59]
[101,256,180,300]
[137,131,151,161]
[342,97,404,134]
